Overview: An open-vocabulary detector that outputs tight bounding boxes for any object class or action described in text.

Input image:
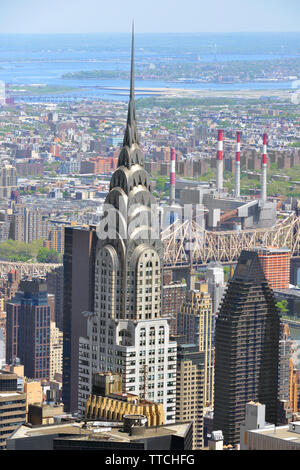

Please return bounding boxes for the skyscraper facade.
[50,321,63,381]
[0,370,26,450]
[46,265,64,331]
[162,280,186,335]
[0,165,17,199]
[205,263,225,322]
[62,225,97,412]
[213,250,281,446]
[6,279,51,380]
[10,206,49,243]
[253,246,291,289]
[78,29,177,422]
[176,342,205,450]
[177,284,214,407]
[278,324,294,406]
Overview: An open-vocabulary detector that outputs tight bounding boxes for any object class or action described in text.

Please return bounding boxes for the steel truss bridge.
[0,214,299,276]
[0,261,61,278]
[161,213,300,268]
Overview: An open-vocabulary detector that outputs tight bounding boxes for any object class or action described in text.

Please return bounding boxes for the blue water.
[0,33,299,101]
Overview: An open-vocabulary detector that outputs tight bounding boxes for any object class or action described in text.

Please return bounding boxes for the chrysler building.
[78,26,177,422]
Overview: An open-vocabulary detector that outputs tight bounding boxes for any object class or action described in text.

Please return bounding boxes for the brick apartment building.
[80,156,118,175]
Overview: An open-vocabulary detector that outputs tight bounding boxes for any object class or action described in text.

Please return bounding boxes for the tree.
[275,300,289,314]
[37,247,59,263]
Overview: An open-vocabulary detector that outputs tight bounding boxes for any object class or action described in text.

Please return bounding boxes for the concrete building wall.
[62,226,97,412]
[0,391,26,449]
[176,344,205,450]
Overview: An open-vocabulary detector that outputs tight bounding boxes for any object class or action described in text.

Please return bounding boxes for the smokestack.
[235,131,241,197]
[216,129,223,193]
[261,133,267,203]
[169,147,176,206]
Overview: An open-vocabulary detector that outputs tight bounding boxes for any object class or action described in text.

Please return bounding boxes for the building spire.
[123,22,139,148]
[130,21,135,101]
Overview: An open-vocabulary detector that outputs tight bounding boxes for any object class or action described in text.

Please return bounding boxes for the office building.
[0,370,26,450]
[278,324,293,403]
[24,379,43,419]
[2,360,24,392]
[213,250,281,446]
[44,224,65,254]
[245,421,300,450]
[240,401,273,450]
[62,225,97,412]
[10,206,49,243]
[78,30,177,422]
[176,342,205,450]
[0,165,17,199]
[53,418,192,450]
[46,266,64,331]
[3,362,43,421]
[177,284,214,406]
[7,418,192,451]
[91,371,122,396]
[205,263,226,337]
[162,281,186,335]
[6,279,51,380]
[289,358,300,413]
[253,246,291,289]
[50,321,63,381]
[240,402,300,450]
[28,403,65,426]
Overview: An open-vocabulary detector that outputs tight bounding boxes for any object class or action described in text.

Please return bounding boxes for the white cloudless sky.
[0,0,299,33]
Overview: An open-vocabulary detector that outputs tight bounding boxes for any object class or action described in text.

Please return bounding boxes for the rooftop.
[0,392,24,398]
[249,421,300,445]
[9,420,191,443]
[253,246,291,254]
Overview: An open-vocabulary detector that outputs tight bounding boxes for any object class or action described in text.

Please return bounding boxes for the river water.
[0,33,299,101]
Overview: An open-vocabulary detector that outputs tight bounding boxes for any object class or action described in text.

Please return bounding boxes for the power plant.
[163,129,277,234]
[159,128,300,274]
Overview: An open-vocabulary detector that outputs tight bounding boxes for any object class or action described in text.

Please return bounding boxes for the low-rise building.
[0,370,26,450]
[7,417,193,451]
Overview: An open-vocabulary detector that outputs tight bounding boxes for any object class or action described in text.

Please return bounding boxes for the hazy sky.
[0,0,299,34]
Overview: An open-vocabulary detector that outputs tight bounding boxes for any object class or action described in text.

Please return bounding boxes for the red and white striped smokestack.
[216,129,223,193]
[261,133,267,203]
[169,147,176,206]
[235,131,241,197]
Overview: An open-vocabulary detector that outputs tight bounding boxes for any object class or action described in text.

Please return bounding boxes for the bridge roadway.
[0,260,62,278]
[0,213,299,278]
[161,212,300,269]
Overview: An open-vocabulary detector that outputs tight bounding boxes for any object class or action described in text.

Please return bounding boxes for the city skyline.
[0,7,300,451]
